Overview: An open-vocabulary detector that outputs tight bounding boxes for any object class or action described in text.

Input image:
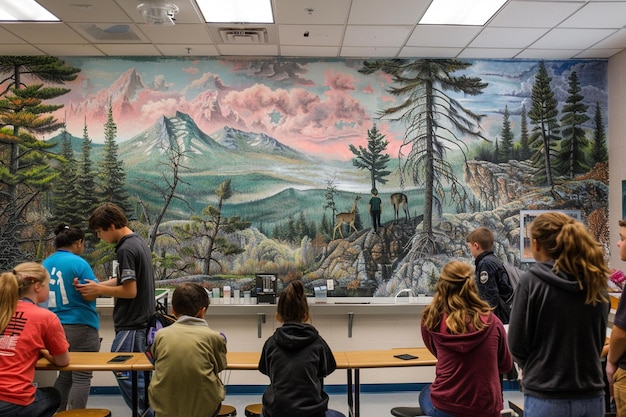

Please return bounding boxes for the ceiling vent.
[218,28,269,44]
[137,2,179,26]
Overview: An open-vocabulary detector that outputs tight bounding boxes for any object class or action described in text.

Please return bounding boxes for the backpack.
[503,262,523,298]
[147,304,176,347]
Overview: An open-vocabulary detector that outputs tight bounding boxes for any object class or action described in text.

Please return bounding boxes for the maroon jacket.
[421,312,512,417]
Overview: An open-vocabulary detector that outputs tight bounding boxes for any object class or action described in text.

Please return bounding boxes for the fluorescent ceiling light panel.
[0,0,59,21]
[197,0,274,23]
[419,0,506,25]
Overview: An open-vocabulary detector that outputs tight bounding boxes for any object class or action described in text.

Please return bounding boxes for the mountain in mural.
[211,125,308,160]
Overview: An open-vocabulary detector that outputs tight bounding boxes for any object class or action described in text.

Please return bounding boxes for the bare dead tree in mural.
[138,141,193,251]
[359,59,487,255]
[175,179,251,275]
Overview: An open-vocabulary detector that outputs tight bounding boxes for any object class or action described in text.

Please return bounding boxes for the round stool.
[218,404,237,417]
[390,406,425,417]
[245,403,262,417]
[53,409,112,417]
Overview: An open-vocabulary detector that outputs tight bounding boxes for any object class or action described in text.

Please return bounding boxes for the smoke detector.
[137,2,179,26]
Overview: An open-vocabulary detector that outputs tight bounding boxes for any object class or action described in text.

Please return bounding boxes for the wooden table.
[36,352,149,417]
[37,348,435,417]
[343,347,436,417]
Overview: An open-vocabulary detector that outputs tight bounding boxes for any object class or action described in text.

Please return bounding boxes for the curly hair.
[421,260,492,334]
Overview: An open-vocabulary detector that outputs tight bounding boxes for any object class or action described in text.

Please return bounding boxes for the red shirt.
[0,300,69,405]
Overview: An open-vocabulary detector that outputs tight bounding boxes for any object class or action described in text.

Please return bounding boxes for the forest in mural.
[0,56,609,297]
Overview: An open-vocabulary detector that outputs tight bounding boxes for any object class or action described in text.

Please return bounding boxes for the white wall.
[609,50,626,269]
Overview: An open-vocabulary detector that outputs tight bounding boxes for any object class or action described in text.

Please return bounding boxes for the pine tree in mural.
[359,59,487,254]
[49,125,82,227]
[98,100,130,212]
[591,101,609,165]
[175,179,251,275]
[519,105,531,161]
[499,105,514,163]
[348,123,391,191]
[557,71,589,179]
[528,61,560,187]
[76,119,99,234]
[0,56,79,269]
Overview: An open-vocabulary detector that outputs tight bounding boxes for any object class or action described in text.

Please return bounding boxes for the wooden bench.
[53,410,111,417]
[508,400,523,417]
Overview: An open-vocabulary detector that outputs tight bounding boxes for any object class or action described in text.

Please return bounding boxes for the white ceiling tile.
[35,0,131,23]
[344,25,412,47]
[470,27,549,48]
[280,45,341,56]
[347,0,430,25]
[0,44,45,55]
[340,46,401,57]
[95,43,162,56]
[407,26,482,48]
[273,0,351,25]
[138,23,212,44]
[217,44,279,56]
[575,48,624,59]
[156,44,219,55]
[398,46,462,58]
[489,1,584,28]
[458,48,524,59]
[560,2,626,28]
[593,28,626,49]
[3,23,87,44]
[516,48,584,59]
[532,28,617,49]
[278,25,344,46]
[37,44,105,56]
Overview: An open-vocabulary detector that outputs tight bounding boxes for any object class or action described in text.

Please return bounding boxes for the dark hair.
[276,280,309,323]
[619,219,626,228]
[88,203,128,231]
[466,227,494,250]
[172,282,209,317]
[53,223,85,248]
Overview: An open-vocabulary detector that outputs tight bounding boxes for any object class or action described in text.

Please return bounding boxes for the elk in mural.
[391,192,409,224]
[333,195,361,239]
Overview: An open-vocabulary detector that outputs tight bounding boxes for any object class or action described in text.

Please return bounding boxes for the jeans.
[371,210,381,232]
[55,324,100,410]
[418,385,458,417]
[112,329,153,417]
[524,394,604,417]
[0,387,61,417]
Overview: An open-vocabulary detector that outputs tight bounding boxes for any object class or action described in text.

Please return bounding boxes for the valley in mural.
[0,56,610,297]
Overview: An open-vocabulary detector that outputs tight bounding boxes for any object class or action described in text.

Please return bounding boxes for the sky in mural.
[50,57,608,163]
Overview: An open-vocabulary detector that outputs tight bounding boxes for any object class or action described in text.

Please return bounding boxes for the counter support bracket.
[348,312,354,338]
[257,313,266,338]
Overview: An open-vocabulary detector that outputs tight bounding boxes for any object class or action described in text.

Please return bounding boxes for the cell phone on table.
[108,354,133,363]
[393,353,419,360]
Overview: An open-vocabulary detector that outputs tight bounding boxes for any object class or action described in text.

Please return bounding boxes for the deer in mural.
[333,195,361,239]
[391,192,409,224]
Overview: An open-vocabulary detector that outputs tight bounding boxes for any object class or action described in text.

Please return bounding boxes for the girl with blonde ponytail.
[0,263,70,417]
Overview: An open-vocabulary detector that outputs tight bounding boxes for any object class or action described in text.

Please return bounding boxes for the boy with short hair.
[466,227,513,324]
[75,202,155,417]
[369,188,382,234]
[148,282,227,417]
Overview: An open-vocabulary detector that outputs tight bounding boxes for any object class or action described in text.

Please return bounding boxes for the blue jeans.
[418,385,458,417]
[112,329,153,417]
[0,387,61,417]
[524,394,604,417]
[55,324,100,410]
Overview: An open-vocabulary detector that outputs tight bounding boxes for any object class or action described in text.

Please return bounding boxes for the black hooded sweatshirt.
[508,260,609,399]
[259,322,337,417]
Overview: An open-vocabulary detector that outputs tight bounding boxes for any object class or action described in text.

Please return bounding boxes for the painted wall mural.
[43,57,608,297]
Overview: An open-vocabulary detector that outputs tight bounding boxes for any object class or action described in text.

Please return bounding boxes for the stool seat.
[53,409,112,417]
[218,404,237,417]
[390,406,425,417]
[245,403,262,417]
